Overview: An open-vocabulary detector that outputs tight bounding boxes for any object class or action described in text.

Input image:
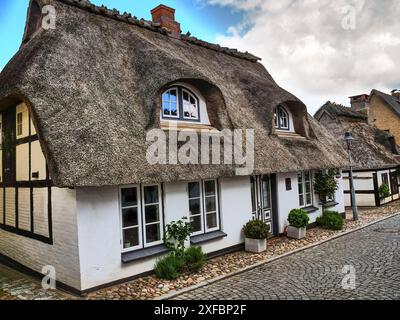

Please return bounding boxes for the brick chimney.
[151,4,181,36]
[349,94,370,111]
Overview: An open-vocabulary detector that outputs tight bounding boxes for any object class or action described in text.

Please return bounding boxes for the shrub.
[316,211,344,230]
[243,220,269,239]
[154,254,185,280]
[288,209,310,228]
[164,217,192,253]
[314,171,338,204]
[379,183,390,199]
[184,246,206,273]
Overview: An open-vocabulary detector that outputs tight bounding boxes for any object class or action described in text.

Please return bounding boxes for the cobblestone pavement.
[173,215,400,300]
[0,264,73,300]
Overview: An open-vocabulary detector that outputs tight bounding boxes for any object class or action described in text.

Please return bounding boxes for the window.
[120,184,163,252]
[188,180,220,235]
[298,171,313,207]
[161,86,200,122]
[274,105,290,130]
[381,173,389,186]
[17,112,23,136]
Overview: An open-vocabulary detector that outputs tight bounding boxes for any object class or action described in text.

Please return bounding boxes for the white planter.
[287,226,306,240]
[245,238,267,253]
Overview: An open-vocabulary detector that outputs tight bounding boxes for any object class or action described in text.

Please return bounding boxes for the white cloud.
[203,0,400,113]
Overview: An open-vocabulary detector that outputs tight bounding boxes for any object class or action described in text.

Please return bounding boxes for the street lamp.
[344,132,358,221]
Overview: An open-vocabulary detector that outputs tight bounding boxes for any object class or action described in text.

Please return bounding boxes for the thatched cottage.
[0,0,348,293]
[315,102,400,208]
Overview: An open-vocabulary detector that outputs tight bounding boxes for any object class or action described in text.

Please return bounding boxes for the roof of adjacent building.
[315,102,400,170]
[0,0,348,187]
[370,89,400,117]
[314,101,368,121]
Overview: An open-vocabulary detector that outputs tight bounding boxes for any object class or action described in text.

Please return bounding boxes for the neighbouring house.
[0,0,348,293]
[349,89,400,143]
[315,102,400,208]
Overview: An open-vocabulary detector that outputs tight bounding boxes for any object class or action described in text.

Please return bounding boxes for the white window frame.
[120,185,142,252]
[141,183,164,248]
[162,87,180,119]
[182,89,199,121]
[119,183,164,253]
[188,181,205,236]
[275,105,290,131]
[188,179,220,236]
[298,171,313,208]
[16,112,23,137]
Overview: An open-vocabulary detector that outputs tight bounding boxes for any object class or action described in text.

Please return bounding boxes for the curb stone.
[155,212,400,300]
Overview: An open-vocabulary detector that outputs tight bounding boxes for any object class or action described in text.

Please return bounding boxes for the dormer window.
[161,86,200,122]
[274,105,290,131]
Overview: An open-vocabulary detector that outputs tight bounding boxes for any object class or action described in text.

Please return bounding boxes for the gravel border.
[157,212,400,300]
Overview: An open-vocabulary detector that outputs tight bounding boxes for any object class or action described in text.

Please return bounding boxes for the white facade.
[343,167,400,207]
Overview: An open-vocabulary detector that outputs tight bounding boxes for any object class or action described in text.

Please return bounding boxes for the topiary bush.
[288,209,309,228]
[379,183,390,199]
[314,171,339,204]
[316,211,344,230]
[243,220,269,239]
[184,246,206,273]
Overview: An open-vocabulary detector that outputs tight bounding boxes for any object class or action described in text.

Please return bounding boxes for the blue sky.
[0,0,245,71]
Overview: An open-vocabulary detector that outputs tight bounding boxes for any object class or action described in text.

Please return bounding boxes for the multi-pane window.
[381,173,389,186]
[161,86,200,122]
[298,171,313,207]
[162,88,179,118]
[188,180,219,235]
[274,105,289,130]
[120,184,163,252]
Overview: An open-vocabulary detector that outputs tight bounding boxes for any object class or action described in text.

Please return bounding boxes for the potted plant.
[242,220,269,253]
[314,171,338,205]
[287,209,309,239]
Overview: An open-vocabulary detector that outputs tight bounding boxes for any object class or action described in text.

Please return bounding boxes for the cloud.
[202,0,400,113]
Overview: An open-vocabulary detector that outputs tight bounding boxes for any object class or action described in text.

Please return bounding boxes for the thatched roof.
[0,0,348,187]
[370,89,400,117]
[315,102,400,170]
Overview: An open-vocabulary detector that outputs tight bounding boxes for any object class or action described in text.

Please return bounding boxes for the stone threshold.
[156,212,400,300]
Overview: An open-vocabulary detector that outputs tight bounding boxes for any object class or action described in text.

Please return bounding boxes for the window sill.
[322,201,339,209]
[160,121,217,133]
[303,206,319,214]
[190,231,227,245]
[121,244,169,264]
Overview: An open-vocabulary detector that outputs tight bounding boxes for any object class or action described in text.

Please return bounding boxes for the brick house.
[349,90,400,144]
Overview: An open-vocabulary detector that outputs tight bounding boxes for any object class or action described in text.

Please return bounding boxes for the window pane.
[206,213,218,229]
[163,102,170,115]
[170,102,178,116]
[190,96,196,104]
[183,91,189,101]
[305,181,311,193]
[204,180,216,196]
[250,177,256,213]
[123,227,139,249]
[189,198,201,216]
[145,204,159,224]
[298,182,303,194]
[205,196,216,213]
[261,177,270,208]
[169,89,177,102]
[121,188,137,207]
[122,207,138,228]
[188,182,200,198]
[146,223,161,243]
[190,215,202,233]
[144,186,158,204]
[306,193,312,205]
[299,195,304,207]
[305,171,310,181]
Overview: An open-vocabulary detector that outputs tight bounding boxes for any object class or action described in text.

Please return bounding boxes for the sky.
[1,0,399,114]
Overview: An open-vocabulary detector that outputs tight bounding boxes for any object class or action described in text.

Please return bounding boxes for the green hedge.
[316,211,344,230]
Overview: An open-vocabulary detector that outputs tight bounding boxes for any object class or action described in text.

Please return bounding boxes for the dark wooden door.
[390,172,399,196]
[2,107,16,186]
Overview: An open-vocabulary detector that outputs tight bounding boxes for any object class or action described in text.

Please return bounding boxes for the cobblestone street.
[173,215,400,300]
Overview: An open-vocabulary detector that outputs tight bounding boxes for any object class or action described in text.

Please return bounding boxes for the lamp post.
[344,132,358,221]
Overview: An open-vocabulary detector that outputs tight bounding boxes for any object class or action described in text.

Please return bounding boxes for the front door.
[251,175,274,235]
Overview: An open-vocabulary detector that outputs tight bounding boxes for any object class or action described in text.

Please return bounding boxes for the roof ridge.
[57,0,261,63]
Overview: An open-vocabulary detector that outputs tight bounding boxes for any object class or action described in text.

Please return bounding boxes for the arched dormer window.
[274,105,290,131]
[161,86,200,122]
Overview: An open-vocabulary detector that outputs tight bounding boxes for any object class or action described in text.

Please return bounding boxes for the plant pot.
[245,238,267,253]
[287,226,306,240]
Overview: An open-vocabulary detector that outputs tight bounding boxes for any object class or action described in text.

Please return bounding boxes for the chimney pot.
[151,4,181,35]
